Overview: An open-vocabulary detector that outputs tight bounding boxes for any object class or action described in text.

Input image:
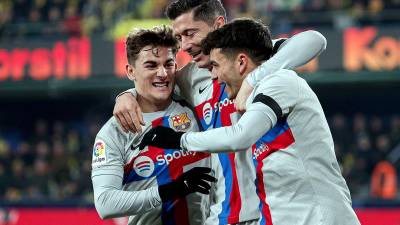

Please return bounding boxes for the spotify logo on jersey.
[202,102,213,125]
[133,156,155,178]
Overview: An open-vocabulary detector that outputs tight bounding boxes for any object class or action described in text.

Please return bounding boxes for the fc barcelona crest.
[170,113,192,131]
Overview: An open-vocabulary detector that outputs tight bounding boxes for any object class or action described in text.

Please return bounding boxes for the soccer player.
[91,26,216,225]
[114,1,327,224]
[139,19,361,225]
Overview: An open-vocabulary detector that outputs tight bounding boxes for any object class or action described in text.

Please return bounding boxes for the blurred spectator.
[0,112,397,203]
[64,4,81,36]
[370,116,385,138]
[390,115,400,144]
[331,113,353,153]
[1,0,400,38]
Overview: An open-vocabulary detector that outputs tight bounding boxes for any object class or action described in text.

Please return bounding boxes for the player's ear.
[213,16,225,29]
[126,64,136,81]
[237,53,248,76]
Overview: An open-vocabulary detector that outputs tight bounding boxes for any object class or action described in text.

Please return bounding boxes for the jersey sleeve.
[180,70,300,153]
[180,108,274,152]
[250,69,300,122]
[246,30,327,87]
[115,88,137,100]
[91,119,162,219]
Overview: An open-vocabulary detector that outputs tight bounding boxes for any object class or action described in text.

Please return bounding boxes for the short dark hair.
[126,25,178,65]
[201,18,273,65]
[166,0,226,25]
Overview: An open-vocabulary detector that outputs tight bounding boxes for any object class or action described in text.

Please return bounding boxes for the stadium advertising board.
[344,26,400,72]
[0,26,399,84]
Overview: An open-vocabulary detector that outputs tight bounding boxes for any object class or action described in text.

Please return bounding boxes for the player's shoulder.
[96,117,129,145]
[172,97,191,109]
[270,68,298,78]
[251,69,300,98]
[178,62,198,76]
[170,99,196,117]
[258,69,298,86]
[272,38,287,54]
[179,62,211,79]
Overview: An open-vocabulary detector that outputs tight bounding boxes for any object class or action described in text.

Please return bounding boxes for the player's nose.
[157,67,168,78]
[181,36,192,52]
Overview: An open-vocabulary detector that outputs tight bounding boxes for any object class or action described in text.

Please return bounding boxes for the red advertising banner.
[0,26,399,84]
[355,208,400,225]
[0,208,127,225]
[1,208,400,225]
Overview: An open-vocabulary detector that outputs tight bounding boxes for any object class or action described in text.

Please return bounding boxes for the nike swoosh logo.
[199,86,207,94]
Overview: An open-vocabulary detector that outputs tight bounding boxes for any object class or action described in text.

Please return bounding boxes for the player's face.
[172,11,215,68]
[126,46,177,106]
[209,49,243,99]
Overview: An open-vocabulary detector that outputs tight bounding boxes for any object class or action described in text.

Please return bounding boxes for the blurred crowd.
[0,0,132,38]
[0,113,399,203]
[331,113,400,200]
[1,0,400,38]
[0,117,104,204]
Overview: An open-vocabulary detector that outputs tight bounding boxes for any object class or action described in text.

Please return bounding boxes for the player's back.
[92,100,211,225]
[250,69,360,225]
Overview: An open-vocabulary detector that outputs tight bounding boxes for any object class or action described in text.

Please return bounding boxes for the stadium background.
[0,0,400,224]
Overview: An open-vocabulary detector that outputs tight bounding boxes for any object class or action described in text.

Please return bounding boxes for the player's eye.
[144,63,157,69]
[186,30,197,37]
[165,63,175,68]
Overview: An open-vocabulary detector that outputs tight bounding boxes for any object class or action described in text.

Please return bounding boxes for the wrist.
[244,76,255,88]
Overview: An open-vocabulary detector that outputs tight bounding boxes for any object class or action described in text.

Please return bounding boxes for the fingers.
[234,79,253,114]
[122,111,137,133]
[194,179,211,190]
[197,173,218,183]
[234,94,248,114]
[154,126,175,135]
[235,102,246,114]
[189,167,212,174]
[188,176,215,195]
[192,184,210,195]
[138,130,154,150]
[128,110,142,133]
[113,93,144,133]
[114,112,129,133]
[136,106,145,126]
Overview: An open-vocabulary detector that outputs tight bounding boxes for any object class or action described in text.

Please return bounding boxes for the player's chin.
[153,91,172,102]
[194,55,210,68]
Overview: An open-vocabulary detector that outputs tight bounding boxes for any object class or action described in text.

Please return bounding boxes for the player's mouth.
[190,51,202,61]
[152,82,169,88]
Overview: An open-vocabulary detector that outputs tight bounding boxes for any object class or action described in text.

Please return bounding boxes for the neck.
[242,61,258,79]
[137,95,172,113]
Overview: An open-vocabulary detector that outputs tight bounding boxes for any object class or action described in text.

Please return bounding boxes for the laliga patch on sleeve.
[92,140,107,167]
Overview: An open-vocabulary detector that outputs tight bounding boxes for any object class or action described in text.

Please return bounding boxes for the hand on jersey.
[159,167,217,202]
[114,92,145,133]
[235,79,253,114]
[139,126,183,150]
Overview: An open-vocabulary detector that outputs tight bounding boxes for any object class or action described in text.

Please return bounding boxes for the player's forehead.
[172,10,210,35]
[136,45,175,63]
[210,48,227,63]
